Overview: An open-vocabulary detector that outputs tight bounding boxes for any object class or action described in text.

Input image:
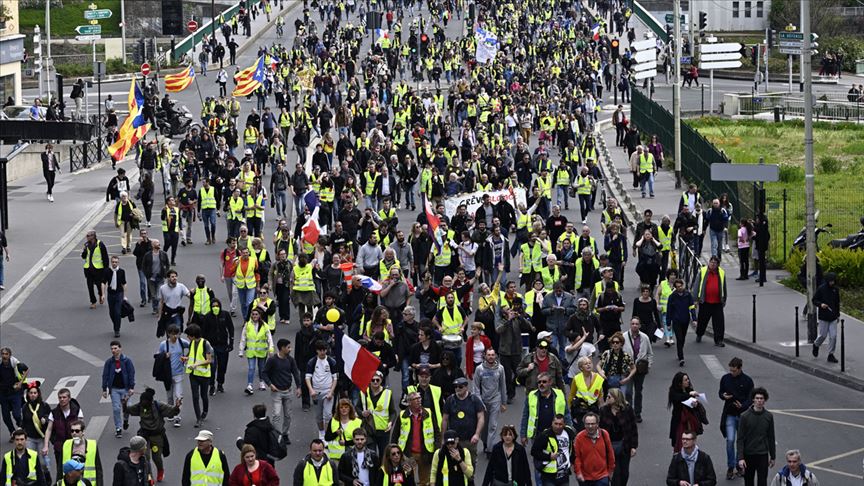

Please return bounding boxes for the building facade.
[0,0,24,105]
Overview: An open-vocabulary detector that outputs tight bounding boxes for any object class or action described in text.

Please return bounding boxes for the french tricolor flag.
[358,275,383,293]
[301,190,325,245]
[591,23,601,41]
[341,334,381,392]
[424,197,443,252]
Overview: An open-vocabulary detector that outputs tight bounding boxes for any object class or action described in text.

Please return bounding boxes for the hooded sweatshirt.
[112,447,152,486]
[472,360,507,404]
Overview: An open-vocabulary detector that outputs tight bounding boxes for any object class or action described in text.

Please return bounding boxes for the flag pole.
[192,70,205,108]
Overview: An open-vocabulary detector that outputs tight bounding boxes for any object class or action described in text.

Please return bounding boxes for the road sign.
[75,34,102,41]
[779,41,803,48]
[779,47,816,55]
[699,42,743,54]
[632,60,657,72]
[778,32,804,40]
[711,163,779,182]
[634,69,657,80]
[632,39,656,51]
[631,34,657,81]
[665,13,686,23]
[699,60,743,70]
[84,9,112,20]
[75,25,102,35]
[680,56,692,64]
[187,20,199,32]
[701,52,744,62]
[633,49,656,63]
[141,63,151,76]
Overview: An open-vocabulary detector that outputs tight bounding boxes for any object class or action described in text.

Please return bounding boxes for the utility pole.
[673,0,682,188]
[802,0,817,343]
[45,0,52,102]
[121,0,127,63]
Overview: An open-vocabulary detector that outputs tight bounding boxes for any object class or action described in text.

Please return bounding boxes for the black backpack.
[266,426,287,461]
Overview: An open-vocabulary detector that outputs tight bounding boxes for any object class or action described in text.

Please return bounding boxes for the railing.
[172,2,243,60]
[739,94,863,122]
[69,140,107,172]
[676,235,703,292]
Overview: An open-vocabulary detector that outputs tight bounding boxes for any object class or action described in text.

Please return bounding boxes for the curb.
[593,127,864,393]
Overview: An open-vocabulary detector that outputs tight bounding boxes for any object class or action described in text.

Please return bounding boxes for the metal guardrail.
[740,94,863,122]
[172,2,243,60]
[69,140,108,172]
[676,235,703,292]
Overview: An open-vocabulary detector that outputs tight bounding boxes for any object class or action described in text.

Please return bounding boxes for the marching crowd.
[1,0,838,485]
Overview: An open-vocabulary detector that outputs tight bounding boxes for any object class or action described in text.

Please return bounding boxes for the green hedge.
[18,0,121,37]
[785,247,864,288]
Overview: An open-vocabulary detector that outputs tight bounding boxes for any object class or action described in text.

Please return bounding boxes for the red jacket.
[465,335,492,379]
[573,429,615,481]
[228,460,280,486]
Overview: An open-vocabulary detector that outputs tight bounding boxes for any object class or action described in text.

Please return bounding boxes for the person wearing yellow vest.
[244,186,266,238]
[554,163,571,210]
[2,429,46,485]
[81,230,109,309]
[161,196,181,266]
[60,419,102,485]
[188,275,215,326]
[519,235,544,290]
[430,430,474,486]
[249,284,277,332]
[324,399,364,461]
[198,178,218,245]
[656,215,674,277]
[359,371,396,457]
[181,429,230,486]
[184,324,213,429]
[390,391,437,486]
[292,439,337,486]
[290,254,317,319]
[636,146,656,198]
[406,367,444,433]
[518,371,569,443]
[567,355,605,429]
[234,247,259,322]
[434,293,467,368]
[530,414,576,483]
[239,307,274,396]
[575,166,594,224]
[695,256,727,347]
[226,188,246,239]
[243,123,259,153]
[655,268,679,347]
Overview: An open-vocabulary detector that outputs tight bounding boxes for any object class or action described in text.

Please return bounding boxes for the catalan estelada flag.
[164,65,195,93]
[108,79,150,161]
[232,56,267,97]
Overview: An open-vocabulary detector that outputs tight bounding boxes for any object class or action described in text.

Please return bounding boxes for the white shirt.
[787,472,804,486]
[356,450,370,486]
[555,430,571,475]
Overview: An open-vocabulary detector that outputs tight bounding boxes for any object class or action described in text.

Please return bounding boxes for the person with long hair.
[21,381,53,476]
[324,399,364,462]
[228,444,279,486]
[380,444,417,486]
[239,307,274,396]
[737,218,755,280]
[431,351,465,401]
[596,332,636,399]
[568,356,605,432]
[599,388,639,486]
[668,372,704,453]
[481,425,531,486]
[364,305,395,344]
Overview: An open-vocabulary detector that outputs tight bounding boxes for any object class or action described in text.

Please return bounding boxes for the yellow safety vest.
[540,266,560,290]
[228,197,246,221]
[658,225,673,251]
[83,241,104,269]
[199,186,217,210]
[520,243,543,273]
[440,306,463,336]
[327,418,363,460]
[244,127,258,144]
[397,409,436,453]
[185,338,212,377]
[251,296,275,331]
[319,185,335,202]
[658,280,674,312]
[406,385,442,427]
[541,436,559,474]
[537,175,552,198]
[364,173,379,196]
[293,264,314,291]
[523,289,544,317]
[162,207,179,232]
[574,257,600,282]
[525,389,566,438]
[639,153,654,174]
[245,194,264,218]
[302,460,334,486]
[572,372,604,406]
[191,287,212,316]
[555,168,570,187]
[516,214,531,230]
[234,258,258,289]
[62,439,98,483]
[189,447,225,485]
[3,450,38,484]
[244,321,270,358]
[576,175,592,195]
[363,389,392,431]
[434,244,452,267]
[697,267,726,303]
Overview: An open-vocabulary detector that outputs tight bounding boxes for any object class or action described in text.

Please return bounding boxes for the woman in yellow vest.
[568,356,604,431]
[239,307,274,395]
[290,254,318,320]
[363,305,394,344]
[234,247,259,322]
[654,268,679,347]
[324,399,363,461]
[184,324,213,428]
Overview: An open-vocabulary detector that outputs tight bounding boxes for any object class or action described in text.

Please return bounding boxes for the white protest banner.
[443,187,527,218]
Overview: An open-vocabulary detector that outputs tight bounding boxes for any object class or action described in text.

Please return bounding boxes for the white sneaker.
[173,416,181,428]
[49,195,54,202]
[259,382,267,391]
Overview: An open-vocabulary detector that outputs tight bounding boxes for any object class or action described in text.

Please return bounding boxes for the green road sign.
[75,24,102,35]
[778,32,804,40]
[84,9,112,20]
[665,13,685,23]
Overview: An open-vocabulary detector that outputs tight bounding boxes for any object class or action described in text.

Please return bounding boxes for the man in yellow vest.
[531,414,576,485]
[575,166,594,224]
[636,145,656,198]
[518,371,569,446]
[60,419,102,484]
[2,429,46,485]
[81,230,109,309]
[184,324,213,428]
[292,438,337,486]
[695,255,727,347]
[359,371,396,457]
[554,163,571,210]
[390,391,437,486]
[198,178,218,245]
[181,429,229,486]
[188,275,216,326]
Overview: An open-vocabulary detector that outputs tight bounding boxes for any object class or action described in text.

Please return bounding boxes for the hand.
[448,448,462,462]
[102,391,108,399]
[470,434,480,445]
[270,384,278,392]
[324,391,333,400]
[549,451,558,460]
[678,482,691,486]
[526,363,535,371]
[620,377,630,385]
[501,404,507,412]
[520,437,528,446]
[630,448,637,458]
[576,473,585,482]
[738,459,746,471]
[820,303,828,309]
[722,393,732,400]
[42,445,49,456]
[227,343,234,352]
[361,409,371,417]
[769,459,775,469]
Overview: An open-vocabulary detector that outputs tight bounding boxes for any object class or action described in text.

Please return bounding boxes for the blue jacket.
[101,354,136,391]
[666,290,697,325]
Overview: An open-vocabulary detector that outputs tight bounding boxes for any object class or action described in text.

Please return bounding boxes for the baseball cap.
[453,377,469,386]
[536,331,553,341]
[195,430,214,442]
[130,436,147,453]
[537,340,549,349]
[416,365,431,376]
[63,460,85,474]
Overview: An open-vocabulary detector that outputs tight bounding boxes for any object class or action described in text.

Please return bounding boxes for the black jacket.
[243,418,277,462]
[812,282,840,322]
[141,251,170,279]
[666,449,717,486]
[112,447,152,486]
[199,310,235,347]
[482,441,532,486]
[337,447,381,486]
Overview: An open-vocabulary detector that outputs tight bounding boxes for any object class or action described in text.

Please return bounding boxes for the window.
[0,74,14,106]
[756,1,764,17]
[732,1,740,18]
[745,1,752,18]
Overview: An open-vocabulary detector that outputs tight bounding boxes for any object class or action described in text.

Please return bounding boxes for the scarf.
[28,401,45,438]
[348,447,377,480]
[681,446,699,484]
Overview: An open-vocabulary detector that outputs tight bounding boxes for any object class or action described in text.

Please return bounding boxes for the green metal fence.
[631,88,755,221]
[173,3,243,60]
[630,0,669,42]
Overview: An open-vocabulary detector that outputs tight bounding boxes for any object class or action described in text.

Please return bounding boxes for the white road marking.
[699,354,726,380]
[772,410,864,430]
[42,375,91,405]
[59,346,104,367]
[774,409,864,412]
[86,416,111,441]
[807,465,863,480]
[808,446,864,466]
[7,322,56,340]
[777,340,809,347]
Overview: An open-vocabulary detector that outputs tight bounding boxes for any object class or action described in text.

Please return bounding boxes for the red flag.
[341,334,381,392]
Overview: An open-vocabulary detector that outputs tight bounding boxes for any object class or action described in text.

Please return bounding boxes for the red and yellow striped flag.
[164,65,195,93]
[232,56,267,97]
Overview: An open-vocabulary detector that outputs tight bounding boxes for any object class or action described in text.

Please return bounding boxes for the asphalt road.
[6,3,864,485]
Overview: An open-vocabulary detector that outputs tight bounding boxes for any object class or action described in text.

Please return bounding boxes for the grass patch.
[780,277,864,322]
[688,117,864,264]
[19,0,121,37]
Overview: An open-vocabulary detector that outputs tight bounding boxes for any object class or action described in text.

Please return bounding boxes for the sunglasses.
[71,429,83,433]
[611,341,622,345]
[538,380,550,384]
[371,379,381,383]
[390,451,402,456]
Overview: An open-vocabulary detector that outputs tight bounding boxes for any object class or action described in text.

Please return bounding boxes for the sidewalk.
[595,122,864,391]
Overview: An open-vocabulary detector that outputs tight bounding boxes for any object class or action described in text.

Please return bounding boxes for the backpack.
[266,426,287,461]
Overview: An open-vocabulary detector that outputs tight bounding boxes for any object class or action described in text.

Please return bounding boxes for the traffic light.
[751,44,758,64]
[611,38,620,60]
[810,33,819,55]
[665,23,673,42]
[698,11,707,32]
[767,29,777,48]
[420,33,429,56]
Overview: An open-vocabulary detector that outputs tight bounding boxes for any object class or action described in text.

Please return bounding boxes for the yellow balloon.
[326,308,340,323]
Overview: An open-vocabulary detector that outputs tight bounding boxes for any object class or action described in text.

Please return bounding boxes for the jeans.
[743,453,770,486]
[580,478,610,486]
[107,290,123,334]
[738,247,751,278]
[639,172,654,196]
[579,194,591,222]
[237,287,256,321]
[500,354,521,401]
[0,255,4,286]
[189,375,210,421]
[725,415,740,469]
[293,193,306,216]
[673,320,689,361]
[164,232,179,263]
[271,388,295,438]
[364,195,377,211]
[557,186,569,208]
[274,190,288,217]
[0,392,22,433]
[137,270,148,304]
[710,229,725,259]
[201,209,216,242]
[110,388,129,430]
[814,319,838,354]
[27,437,51,473]
[312,391,335,430]
[246,357,266,385]
[223,277,237,312]
[165,374,183,403]
[404,182,416,208]
[550,329,568,361]
[625,372,645,416]
[400,359,412,392]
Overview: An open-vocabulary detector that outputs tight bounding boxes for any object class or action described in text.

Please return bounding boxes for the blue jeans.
[404,182,416,208]
[110,388,129,430]
[725,415,740,469]
[201,209,216,242]
[400,359,412,392]
[710,229,724,259]
[364,195,377,211]
[237,287,256,321]
[294,193,305,216]
[640,172,654,196]
[246,357,266,385]
[0,254,5,286]
[580,477,610,486]
[137,269,148,304]
[556,186,569,208]
[550,330,567,360]
[274,190,288,217]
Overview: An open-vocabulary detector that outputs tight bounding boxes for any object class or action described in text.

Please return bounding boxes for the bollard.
[840,319,845,373]
[794,306,799,357]
[752,295,757,343]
